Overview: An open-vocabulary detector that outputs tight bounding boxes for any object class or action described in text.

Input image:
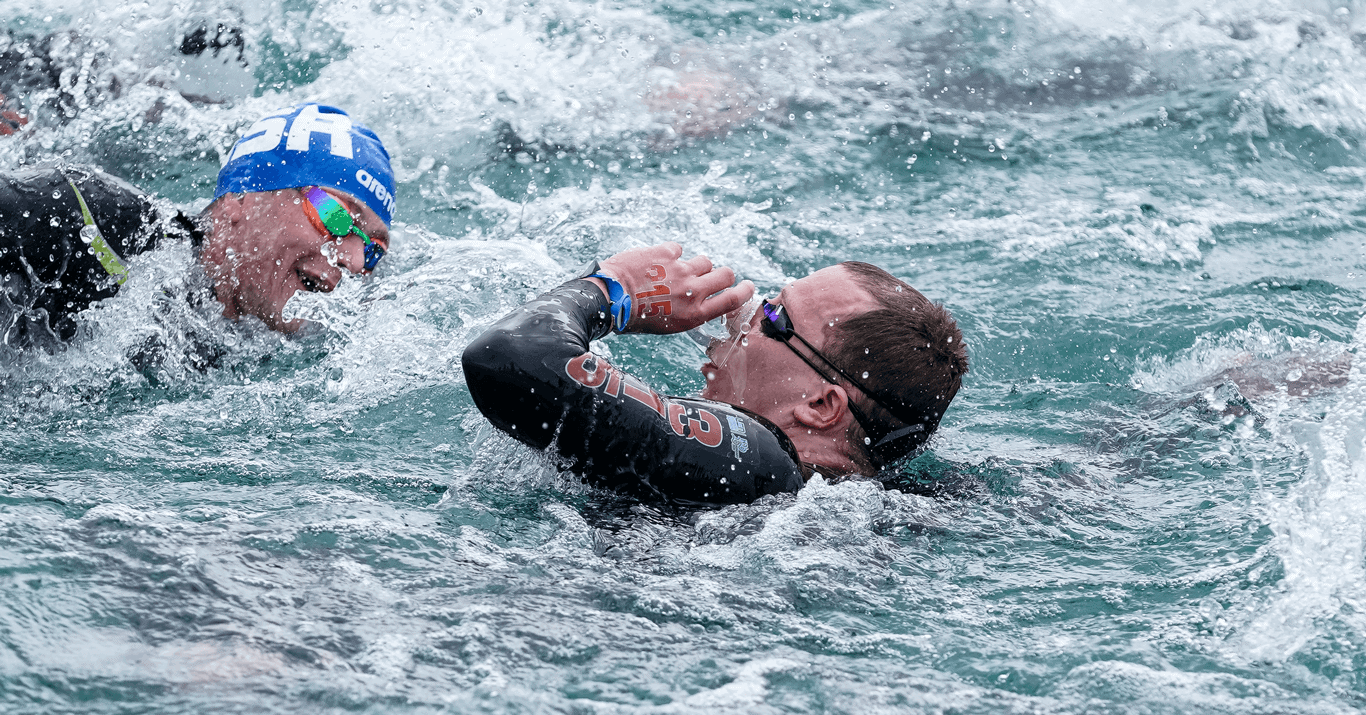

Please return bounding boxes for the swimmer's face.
[203,188,389,332]
[700,264,880,422]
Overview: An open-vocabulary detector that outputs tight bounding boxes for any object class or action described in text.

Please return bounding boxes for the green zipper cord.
[67,178,129,285]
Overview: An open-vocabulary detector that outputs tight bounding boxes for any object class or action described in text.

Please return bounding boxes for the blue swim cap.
[215,104,396,225]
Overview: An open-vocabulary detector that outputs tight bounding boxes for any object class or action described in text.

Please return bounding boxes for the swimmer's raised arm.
[460,244,803,506]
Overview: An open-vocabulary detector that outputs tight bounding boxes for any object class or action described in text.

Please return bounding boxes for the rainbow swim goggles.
[301,187,387,272]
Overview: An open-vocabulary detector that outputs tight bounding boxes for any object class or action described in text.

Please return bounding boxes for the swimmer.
[0,103,395,348]
[645,63,766,142]
[0,21,253,129]
[462,242,968,505]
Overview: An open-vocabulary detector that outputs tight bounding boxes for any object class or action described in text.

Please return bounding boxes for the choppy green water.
[4,0,1366,712]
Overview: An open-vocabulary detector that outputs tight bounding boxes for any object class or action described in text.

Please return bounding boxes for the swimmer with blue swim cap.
[202,103,396,332]
[0,103,396,350]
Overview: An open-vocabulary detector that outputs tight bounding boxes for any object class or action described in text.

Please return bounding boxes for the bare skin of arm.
[1206,350,1351,401]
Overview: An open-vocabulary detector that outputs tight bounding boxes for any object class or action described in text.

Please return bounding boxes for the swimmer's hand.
[591,242,755,334]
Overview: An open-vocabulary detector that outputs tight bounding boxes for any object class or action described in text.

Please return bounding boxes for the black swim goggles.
[759,300,925,464]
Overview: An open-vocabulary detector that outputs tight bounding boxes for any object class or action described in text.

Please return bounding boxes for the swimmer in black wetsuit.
[462,242,969,505]
[0,103,395,351]
[0,165,197,347]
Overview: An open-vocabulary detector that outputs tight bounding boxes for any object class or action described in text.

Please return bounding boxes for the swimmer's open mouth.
[298,270,323,293]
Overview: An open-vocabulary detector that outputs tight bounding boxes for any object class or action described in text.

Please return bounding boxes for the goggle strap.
[789,331,883,405]
[873,422,925,448]
[777,335,892,450]
[769,306,923,449]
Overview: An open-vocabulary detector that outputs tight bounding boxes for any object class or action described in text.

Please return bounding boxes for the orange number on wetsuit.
[565,353,610,387]
[667,403,687,436]
[687,409,724,448]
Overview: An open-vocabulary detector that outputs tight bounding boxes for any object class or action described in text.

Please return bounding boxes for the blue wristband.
[588,272,632,333]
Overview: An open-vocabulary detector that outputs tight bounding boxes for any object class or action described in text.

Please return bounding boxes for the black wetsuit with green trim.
[462,280,807,506]
[0,165,204,347]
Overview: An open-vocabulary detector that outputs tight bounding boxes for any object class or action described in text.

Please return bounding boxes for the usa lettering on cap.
[228,105,356,163]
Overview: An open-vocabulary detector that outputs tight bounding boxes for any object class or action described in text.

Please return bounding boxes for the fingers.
[659,242,683,260]
[693,265,736,297]
[685,254,714,275]
[700,280,755,319]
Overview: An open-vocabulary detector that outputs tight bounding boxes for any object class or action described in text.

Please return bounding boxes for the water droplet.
[49,217,60,227]
[51,190,61,199]
[864,347,870,354]
[740,337,748,346]
[1287,369,1303,382]
[862,371,869,379]
[670,52,681,64]
[685,289,693,297]
[864,437,871,445]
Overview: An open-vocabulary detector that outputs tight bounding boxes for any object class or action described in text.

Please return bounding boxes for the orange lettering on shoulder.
[667,403,687,436]
[565,353,611,388]
[688,409,724,448]
[622,377,666,418]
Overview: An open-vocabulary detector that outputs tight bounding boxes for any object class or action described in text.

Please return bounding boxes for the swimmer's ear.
[793,384,848,431]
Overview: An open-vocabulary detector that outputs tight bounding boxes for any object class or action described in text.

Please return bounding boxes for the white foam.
[1237,312,1366,661]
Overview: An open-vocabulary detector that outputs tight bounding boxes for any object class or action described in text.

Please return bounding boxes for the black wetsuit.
[462,280,807,506]
[0,165,202,347]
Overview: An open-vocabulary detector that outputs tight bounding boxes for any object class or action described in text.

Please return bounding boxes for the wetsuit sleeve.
[462,279,806,505]
[0,165,162,344]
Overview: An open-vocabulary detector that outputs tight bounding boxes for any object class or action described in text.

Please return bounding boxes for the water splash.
[1239,312,1366,661]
